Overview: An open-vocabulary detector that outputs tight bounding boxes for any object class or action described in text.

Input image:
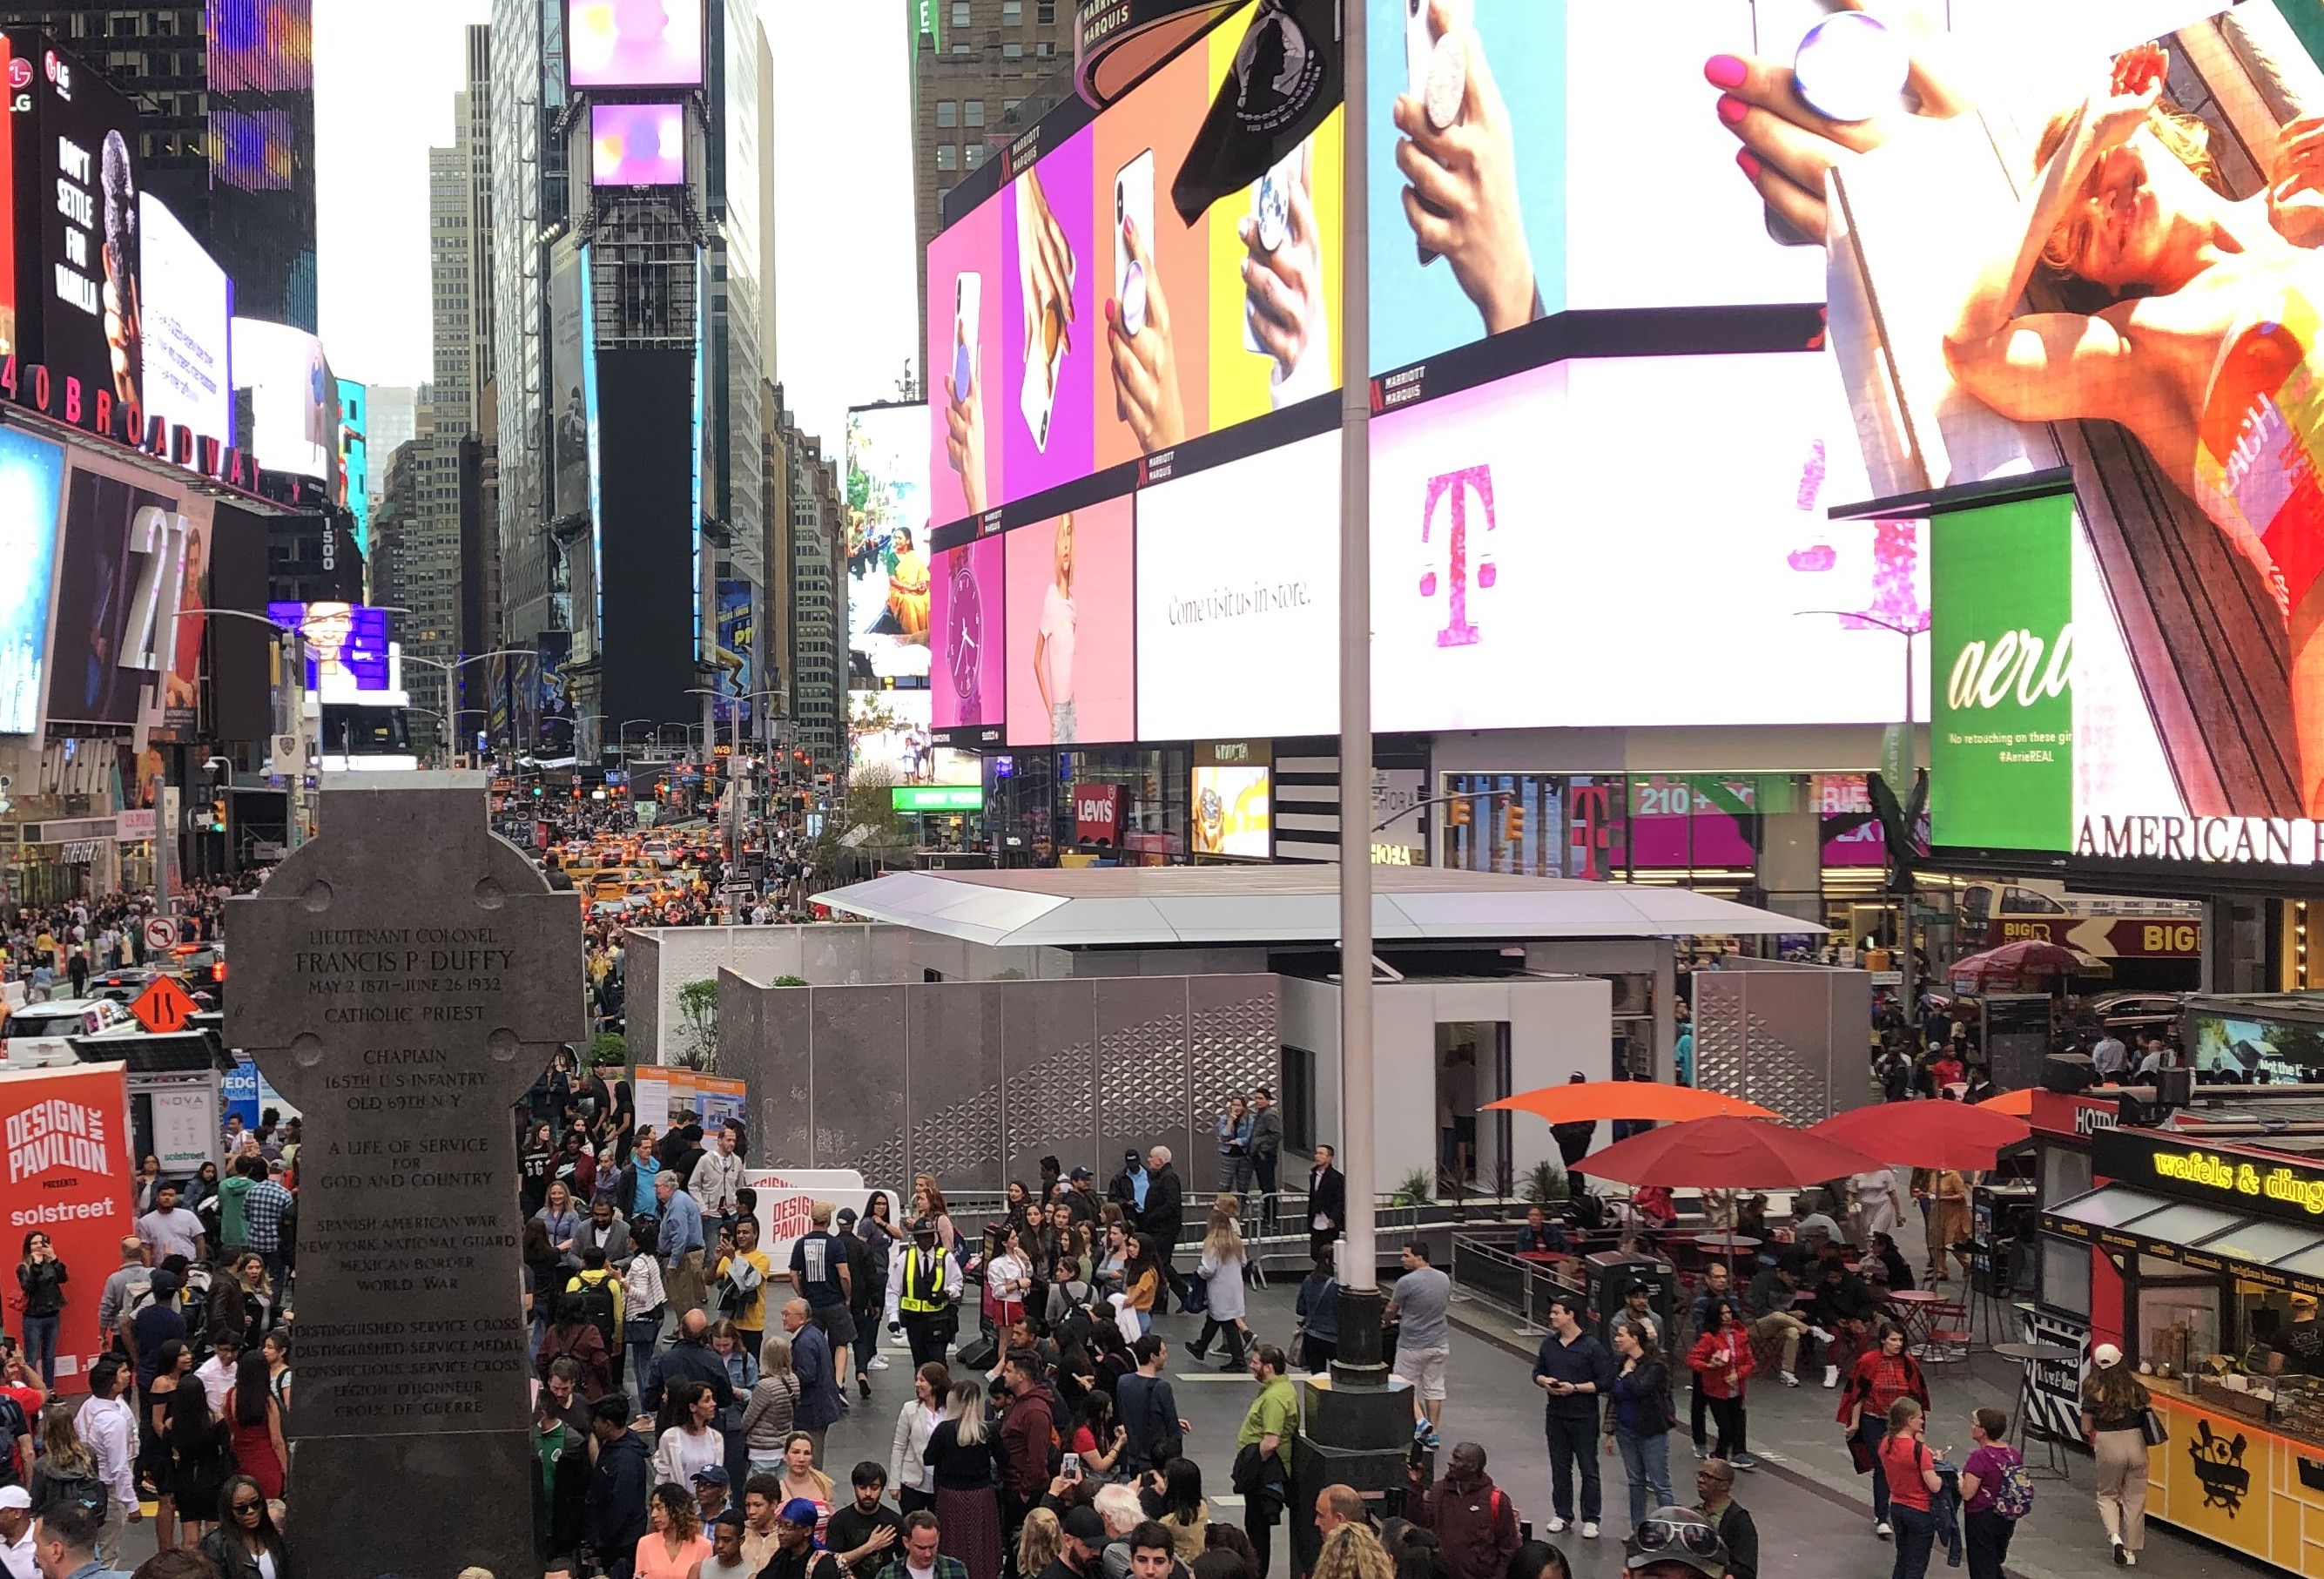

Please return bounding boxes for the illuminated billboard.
[567,0,703,88]
[927,10,1344,525]
[37,46,142,423]
[46,464,191,730]
[267,601,391,699]
[232,317,334,480]
[1853,4,2324,879]
[591,102,684,186]
[1135,431,1338,741]
[1006,496,1135,747]
[1368,351,1923,732]
[138,194,233,447]
[931,532,1003,735]
[1193,764,1270,859]
[549,239,589,523]
[845,403,932,685]
[336,378,367,554]
[0,428,65,734]
[207,0,313,92]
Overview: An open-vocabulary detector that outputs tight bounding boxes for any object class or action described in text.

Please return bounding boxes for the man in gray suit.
[578,1195,636,1267]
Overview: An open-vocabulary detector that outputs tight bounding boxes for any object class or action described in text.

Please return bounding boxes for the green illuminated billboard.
[893,784,984,813]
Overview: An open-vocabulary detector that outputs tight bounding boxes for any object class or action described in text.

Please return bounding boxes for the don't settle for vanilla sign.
[2095,1127,2324,1222]
[0,1067,133,1390]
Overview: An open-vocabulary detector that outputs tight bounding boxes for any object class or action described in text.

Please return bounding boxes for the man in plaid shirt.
[244,1159,295,1294]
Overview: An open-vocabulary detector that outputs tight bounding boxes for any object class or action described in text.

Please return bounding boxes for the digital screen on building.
[549,239,589,523]
[1192,764,1270,859]
[567,0,704,88]
[336,378,367,554]
[1005,495,1135,747]
[37,46,142,424]
[163,509,209,737]
[845,403,932,685]
[46,464,189,729]
[1367,351,1923,733]
[852,687,934,781]
[207,0,313,92]
[931,532,1003,734]
[0,36,17,362]
[232,317,334,480]
[590,102,684,186]
[926,13,1345,526]
[713,578,752,722]
[138,194,233,449]
[0,428,65,735]
[210,108,294,192]
[1135,430,1338,741]
[267,601,390,699]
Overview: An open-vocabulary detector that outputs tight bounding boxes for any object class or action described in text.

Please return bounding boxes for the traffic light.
[1447,797,1471,830]
[532,785,543,799]
[1503,800,1526,843]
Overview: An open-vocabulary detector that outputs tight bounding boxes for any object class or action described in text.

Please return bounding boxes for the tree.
[677,979,719,1072]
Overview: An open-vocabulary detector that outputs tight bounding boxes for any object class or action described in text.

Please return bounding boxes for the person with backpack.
[1959,1407,2029,1579]
[566,1247,627,1389]
[1878,1399,1947,1579]
[1407,1442,1520,1579]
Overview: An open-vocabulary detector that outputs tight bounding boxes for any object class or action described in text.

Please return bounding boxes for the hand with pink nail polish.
[1394,0,1538,334]
[1704,0,1966,246]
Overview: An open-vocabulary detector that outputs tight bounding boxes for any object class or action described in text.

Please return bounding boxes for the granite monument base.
[287,1432,538,1579]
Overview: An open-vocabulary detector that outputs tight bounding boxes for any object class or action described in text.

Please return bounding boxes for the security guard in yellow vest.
[886,1221,964,1368]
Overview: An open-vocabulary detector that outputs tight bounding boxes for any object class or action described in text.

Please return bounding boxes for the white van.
[0,998,139,1068]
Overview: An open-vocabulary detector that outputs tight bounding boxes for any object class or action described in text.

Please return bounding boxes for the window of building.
[951,42,968,53]
[1001,0,1021,22]
[936,145,959,172]
[963,144,986,169]
[1038,1,1055,19]
[952,1,970,24]
[935,100,958,127]
[1035,40,1054,55]
[1002,41,1022,57]
[964,100,984,127]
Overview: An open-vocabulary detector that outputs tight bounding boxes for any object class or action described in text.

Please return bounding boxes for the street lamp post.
[687,687,744,870]
[401,648,538,762]
[1796,610,1930,1015]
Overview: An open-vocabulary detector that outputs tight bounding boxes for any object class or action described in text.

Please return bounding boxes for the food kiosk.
[2040,1115,2324,1572]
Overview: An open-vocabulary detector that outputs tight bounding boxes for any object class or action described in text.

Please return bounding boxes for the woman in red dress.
[222,1349,288,1501]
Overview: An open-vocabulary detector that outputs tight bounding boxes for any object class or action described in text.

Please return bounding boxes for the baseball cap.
[837,1208,859,1226]
[1062,1507,1107,1544]
[691,1464,731,1486]
[2093,1342,2125,1369]
[0,1486,28,1510]
[1069,1166,1094,1182]
[778,1497,822,1527]
[1622,1507,1728,1578]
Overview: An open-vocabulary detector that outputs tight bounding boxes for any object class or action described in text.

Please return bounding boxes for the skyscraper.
[0,2,321,330]
[906,0,1069,347]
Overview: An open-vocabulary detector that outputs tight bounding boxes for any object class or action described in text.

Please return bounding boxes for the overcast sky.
[313,0,919,449]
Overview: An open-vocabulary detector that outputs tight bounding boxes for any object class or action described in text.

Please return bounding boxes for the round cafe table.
[1991,1341,2081,1477]
[1694,1231,1760,1272]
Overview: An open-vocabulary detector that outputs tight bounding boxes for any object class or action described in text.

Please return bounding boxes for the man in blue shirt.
[657,1170,708,1316]
[784,1298,845,1465]
[1531,1293,1614,1540]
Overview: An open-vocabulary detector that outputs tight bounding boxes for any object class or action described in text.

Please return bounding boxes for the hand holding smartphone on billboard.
[1391,0,1540,336]
[1016,170,1076,453]
[1240,138,1326,397]
[1107,206,1186,454]
[946,273,987,514]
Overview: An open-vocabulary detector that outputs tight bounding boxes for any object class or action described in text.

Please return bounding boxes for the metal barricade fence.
[1451,1231,1584,1337]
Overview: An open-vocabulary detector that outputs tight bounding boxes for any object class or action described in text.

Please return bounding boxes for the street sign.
[143,917,178,954]
[129,975,199,1034]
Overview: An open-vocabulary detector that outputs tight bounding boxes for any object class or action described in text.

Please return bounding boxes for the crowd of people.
[1,882,253,1002]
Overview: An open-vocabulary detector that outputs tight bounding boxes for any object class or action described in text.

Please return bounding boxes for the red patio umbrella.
[1577,1116,1890,1189]
[1948,939,2110,990]
[1485,1081,1777,1125]
[1807,1101,2034,1171]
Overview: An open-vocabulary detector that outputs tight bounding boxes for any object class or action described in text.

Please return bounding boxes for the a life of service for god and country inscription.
[227,773,582,1579]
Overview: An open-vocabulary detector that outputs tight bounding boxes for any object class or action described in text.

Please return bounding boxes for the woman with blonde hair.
[924,1380,1001,1579]
[1187,1210,1250,1370]
[742,1333,801,1475]
[1016,1506,1064,1579]
[1312,1522,1395,1579]
[26,1400,94,1515]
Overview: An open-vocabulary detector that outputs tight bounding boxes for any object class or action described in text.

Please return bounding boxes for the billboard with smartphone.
[931,532,1004,734]
[0,428,65,735]
[845,403,933,685]
[928,8,1345,526]
[1135,430,1339,741]
[1006,495,1135,747]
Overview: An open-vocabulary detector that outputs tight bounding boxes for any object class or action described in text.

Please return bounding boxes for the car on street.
[0,998,140,1067]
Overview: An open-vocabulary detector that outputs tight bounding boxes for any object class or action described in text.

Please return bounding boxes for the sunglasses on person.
[232,1498,263,1516]
[1633,1519,1721,1558]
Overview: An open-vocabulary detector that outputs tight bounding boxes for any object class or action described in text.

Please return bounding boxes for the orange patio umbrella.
[1808,1101,2034,1171]
[1575,1116,1888,1188]
[1977,1087,2038,1118]
[1485,1080,1778,1126]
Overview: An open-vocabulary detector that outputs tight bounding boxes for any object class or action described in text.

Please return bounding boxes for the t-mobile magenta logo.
[1417,465,1497,647]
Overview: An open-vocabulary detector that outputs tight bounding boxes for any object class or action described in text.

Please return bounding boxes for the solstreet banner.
[0,1065,133,1391]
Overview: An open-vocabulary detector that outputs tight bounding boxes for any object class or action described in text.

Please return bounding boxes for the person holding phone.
[1107,213,1186,454]
[1241,138,1331,401]
[946,275,989,516]
[13,1234,64,1391]
[1394,0,1541,337]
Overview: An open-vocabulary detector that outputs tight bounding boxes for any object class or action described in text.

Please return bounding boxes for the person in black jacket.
[1307,1147,1346,1261]
[1693,1461,1759,1579]
[1139,1149,1188,1313]
[534,1386,592,1566]
[585,1395,653,1578]
[645,1308,738,1425]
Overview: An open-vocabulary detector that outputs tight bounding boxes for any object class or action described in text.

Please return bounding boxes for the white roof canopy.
[817,867,1824,950]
